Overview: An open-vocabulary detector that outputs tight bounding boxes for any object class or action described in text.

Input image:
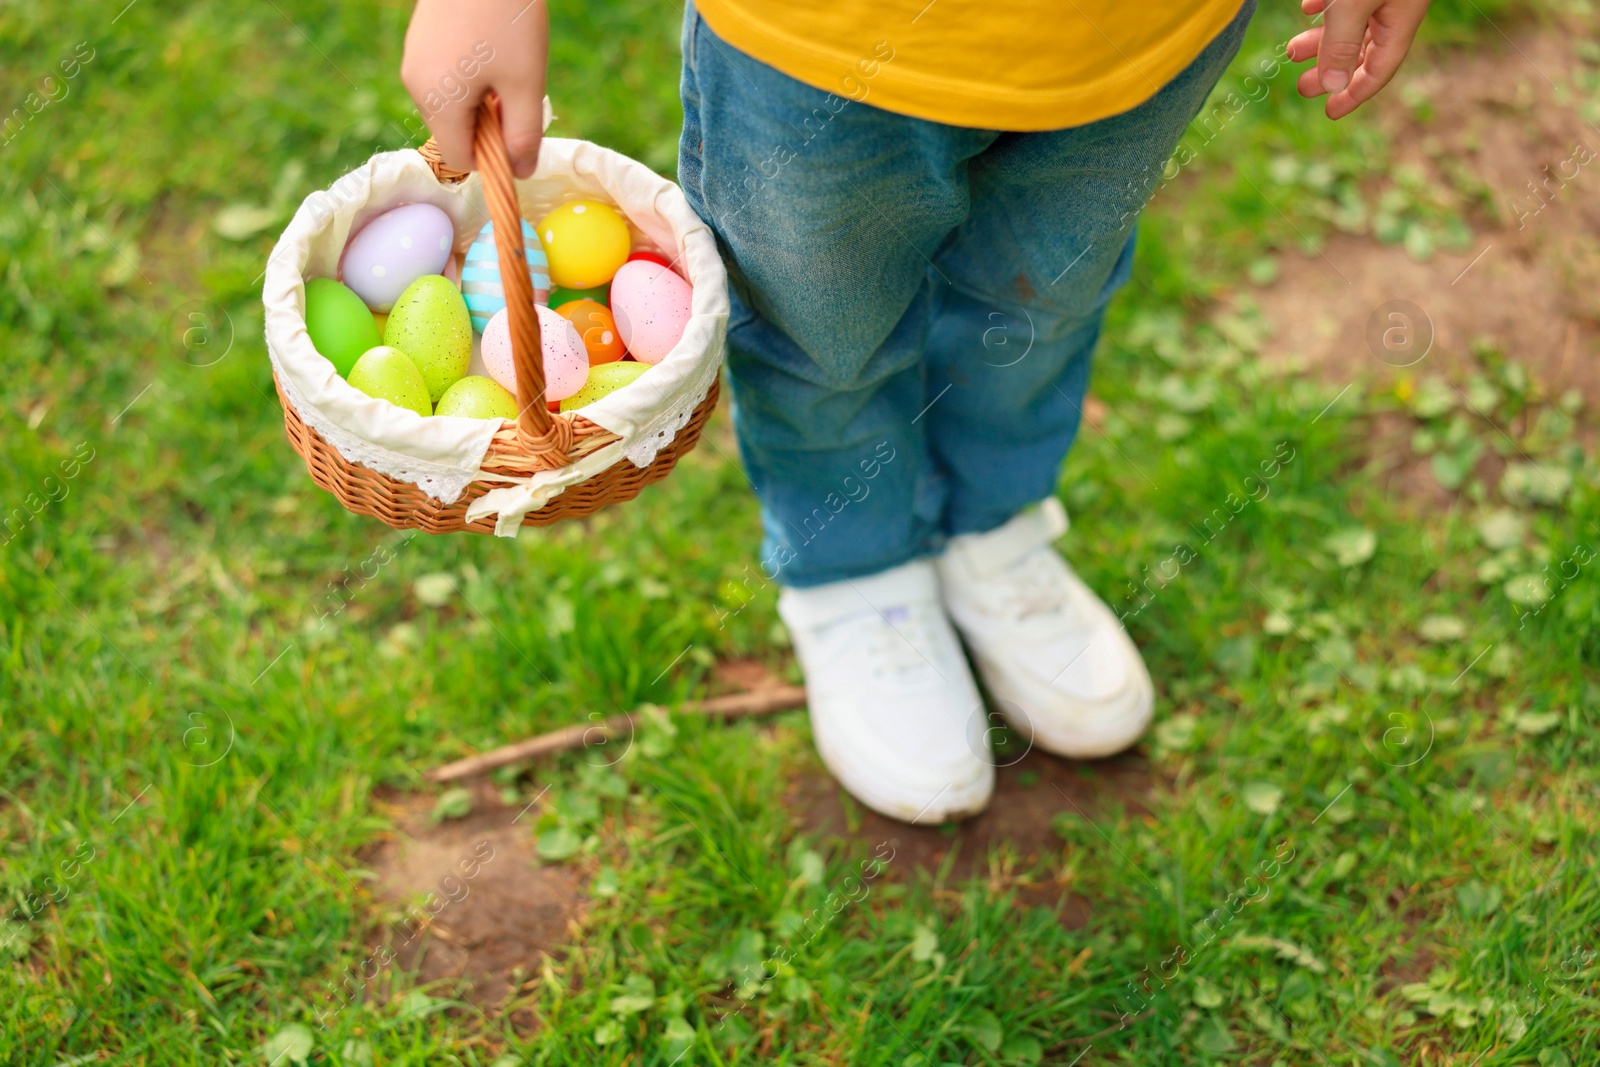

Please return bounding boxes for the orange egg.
[555,299,625,365]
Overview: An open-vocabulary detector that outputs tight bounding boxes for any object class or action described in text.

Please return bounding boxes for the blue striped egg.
[461,219,551,333]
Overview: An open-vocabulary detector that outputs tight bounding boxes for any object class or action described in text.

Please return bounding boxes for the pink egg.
[481,305,589,403]
[610,260,693,365]
[480,308,515,392]
[340,203,455,313]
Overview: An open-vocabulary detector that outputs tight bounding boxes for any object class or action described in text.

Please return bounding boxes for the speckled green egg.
[434,375,518,420]
[559,360,650,411]
[347,345,432,416]
[382,275,471,402]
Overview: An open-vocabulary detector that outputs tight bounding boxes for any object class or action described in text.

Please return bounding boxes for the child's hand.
[1287,0,1430,119]
[402,0,548,177]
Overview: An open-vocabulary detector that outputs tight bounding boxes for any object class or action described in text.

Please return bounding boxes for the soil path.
[1251,26,1600,401]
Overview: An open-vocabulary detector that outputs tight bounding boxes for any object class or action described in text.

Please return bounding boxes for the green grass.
[4,0,1598,1065]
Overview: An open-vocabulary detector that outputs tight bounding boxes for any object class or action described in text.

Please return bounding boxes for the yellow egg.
[537,199,631,290]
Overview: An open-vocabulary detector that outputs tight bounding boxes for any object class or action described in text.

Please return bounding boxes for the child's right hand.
[402,0,548,178]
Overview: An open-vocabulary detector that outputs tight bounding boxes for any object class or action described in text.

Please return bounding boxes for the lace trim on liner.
[269,343,485,503]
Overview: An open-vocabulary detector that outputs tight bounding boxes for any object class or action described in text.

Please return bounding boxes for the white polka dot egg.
[340,203,455,313]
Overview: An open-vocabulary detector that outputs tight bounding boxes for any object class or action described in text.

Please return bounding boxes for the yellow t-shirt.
[694,0,1246,131]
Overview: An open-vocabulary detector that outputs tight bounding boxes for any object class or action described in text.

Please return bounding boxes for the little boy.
[404,0,1431,823]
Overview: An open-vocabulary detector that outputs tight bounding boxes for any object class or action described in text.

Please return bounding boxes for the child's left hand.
[1287,0,1432,119]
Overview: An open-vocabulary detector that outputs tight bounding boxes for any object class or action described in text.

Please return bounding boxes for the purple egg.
[340,203,455,313]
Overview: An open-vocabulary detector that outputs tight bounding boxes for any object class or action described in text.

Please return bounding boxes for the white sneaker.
[778,559,994,824]
[936,498,1153,759]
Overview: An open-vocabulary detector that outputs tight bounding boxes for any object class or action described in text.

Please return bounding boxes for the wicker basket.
[269,98,721,535]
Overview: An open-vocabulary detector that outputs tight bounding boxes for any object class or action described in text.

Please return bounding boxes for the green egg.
[383,275,472,402]
[347,345,432,416]
[559,360,650,411]
[304,277,381,377]
[547,284,609,310]
[434,375,519,420]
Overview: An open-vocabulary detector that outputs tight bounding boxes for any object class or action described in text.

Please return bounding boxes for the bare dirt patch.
[1379,937,1440,993]
[362,781,585,1008]
[709,656,789,695]
[787,741,1159,929]
[1251,23,1600,402]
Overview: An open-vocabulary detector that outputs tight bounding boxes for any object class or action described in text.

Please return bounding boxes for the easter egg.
[627,249,673,270]
[347,346,431,416]
[461,219,551,333]
[537,200,630,289]
[480,304,590,402]
[371,310,388,335]
[383,275,472,402]
[340,203,454,312]
[434,375,519,420]
[610,259,693,365]
[304,278,381,377]
[559,361,650,412]
[548,284,609,309]
[479,308,513,392]
[556,299,625,365]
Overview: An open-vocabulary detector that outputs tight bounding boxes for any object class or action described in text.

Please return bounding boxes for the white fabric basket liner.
[263,137,728,536]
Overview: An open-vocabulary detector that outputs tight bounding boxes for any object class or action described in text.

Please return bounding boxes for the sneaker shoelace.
[993,549,1085,624]
[860,604,948,683]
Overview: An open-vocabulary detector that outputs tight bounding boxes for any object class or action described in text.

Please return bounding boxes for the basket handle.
[420,96,574,462]
[474,94,561,449]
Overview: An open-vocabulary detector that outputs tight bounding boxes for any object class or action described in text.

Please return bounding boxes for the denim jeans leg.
[678,0,1257,578]
[924,0,1258,537]
[678,5,995,587]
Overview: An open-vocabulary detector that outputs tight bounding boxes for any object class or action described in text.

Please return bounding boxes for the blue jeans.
[678,2,1254,588]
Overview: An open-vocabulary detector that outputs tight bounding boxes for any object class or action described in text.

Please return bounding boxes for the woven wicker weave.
[272,97,720,533]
